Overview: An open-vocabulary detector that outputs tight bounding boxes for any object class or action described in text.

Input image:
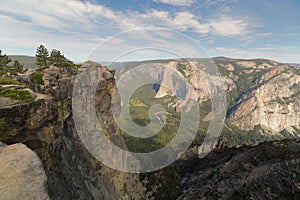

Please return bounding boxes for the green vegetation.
[220,123,290,147]
[123,81,288,153]
[0,50,25,75]
[0,77,20,85]
[30,73,44,85]
[0,50,11,71]
[35,44,49,68]
[12,60,23,72]
[49,49,73,67]
[176,63,186,77]
[36,66,49,71]
[35,44,74,69]
[121,83,180,153]
[130,98,146,107]
[0,118,7,131]
[0,89,34,103]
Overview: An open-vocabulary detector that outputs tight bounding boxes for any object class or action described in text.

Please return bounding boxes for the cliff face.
[0,62,144,199]
[156,60,236,101]
[0,98,55,157]
[227,65,300,133]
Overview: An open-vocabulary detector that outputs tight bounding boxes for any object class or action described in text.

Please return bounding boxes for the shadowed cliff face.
[0,99,56,156]
[177,139,300,200]
[0,65,77,157]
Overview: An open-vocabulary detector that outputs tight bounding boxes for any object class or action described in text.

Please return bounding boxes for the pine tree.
[0,50,11,71]
[35,44,49,68]
[49,49,73,67]
[12,60,23,72]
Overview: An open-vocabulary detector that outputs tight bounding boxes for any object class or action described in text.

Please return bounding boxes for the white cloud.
[209,16,250,37]
[0,0,253,38]
[126,10,211,35]
[0,0,113,32]
[123,10,253,38]
[0,0,273,62]
[153,0,195,6]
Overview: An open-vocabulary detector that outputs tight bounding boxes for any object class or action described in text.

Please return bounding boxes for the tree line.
[35,44,73,68]
[0,50,23,73]
[0,45,74,74]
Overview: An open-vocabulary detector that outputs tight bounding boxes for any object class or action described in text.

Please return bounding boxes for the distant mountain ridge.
[116,57,300,147]
[8,55,37,69]
[9,54,300,70]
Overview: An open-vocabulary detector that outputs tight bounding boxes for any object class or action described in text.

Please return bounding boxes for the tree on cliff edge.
[35,44,49,68]
[49,49,73,67]
[0,50,11,71]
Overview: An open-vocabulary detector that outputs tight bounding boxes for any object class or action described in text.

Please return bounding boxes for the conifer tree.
[35,44,49,68]
[12,60,23,72]
[49,49,73,67]
[0,50,11,71]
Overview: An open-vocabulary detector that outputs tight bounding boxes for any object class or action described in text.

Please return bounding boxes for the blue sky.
[0,0,299,63]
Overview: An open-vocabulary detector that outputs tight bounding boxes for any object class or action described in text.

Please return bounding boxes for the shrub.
[36,66,49,71]
[0,118,7,131]
[30,73,44,85]
[0,89,34,102]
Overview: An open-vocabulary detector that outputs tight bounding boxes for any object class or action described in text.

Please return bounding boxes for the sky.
[0,0,299,63]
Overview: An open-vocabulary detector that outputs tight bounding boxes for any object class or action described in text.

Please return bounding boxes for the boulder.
[0,143,49,200]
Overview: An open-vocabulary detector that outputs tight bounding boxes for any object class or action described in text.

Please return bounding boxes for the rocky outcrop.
[0,66,77,158]
[0,98,56,157]
[178,139,300,200]
[0,63,144,199]
[0,143,49,200]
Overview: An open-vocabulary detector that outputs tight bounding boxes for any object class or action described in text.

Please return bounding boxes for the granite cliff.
[0,62,144,199]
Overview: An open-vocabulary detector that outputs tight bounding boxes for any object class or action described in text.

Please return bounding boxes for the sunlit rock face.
[228,65,300,134]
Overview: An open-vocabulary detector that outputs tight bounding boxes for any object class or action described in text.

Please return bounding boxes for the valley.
[0,55,299,199]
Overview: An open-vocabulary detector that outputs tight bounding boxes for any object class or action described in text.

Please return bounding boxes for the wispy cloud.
[153,0,195,6]
[0,0,124,33]
[0,0,254,38]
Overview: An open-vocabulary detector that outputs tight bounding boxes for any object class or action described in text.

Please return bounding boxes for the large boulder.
[0,143,49,200]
